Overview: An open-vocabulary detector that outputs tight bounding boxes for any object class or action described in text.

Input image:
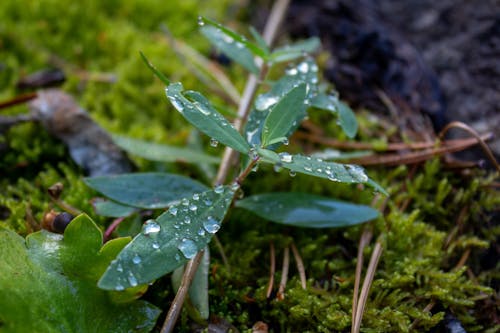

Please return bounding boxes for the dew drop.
[168,97,184,112]
[222,34,234,43]
[192,193,200,201]
[142,220,161,235]
[255,95,278,111]
[189,204,198,212]
[214,185,224,194]
[204,198,213,206]
[197,228,206,236]
[128,273,138,287]
[175,253,181,261]
[210,138,219,147]
[184,216,191,224]
[152,241,160,249]
[311,63,318,72]
[182,198,189,206]
[286,68,298,75]
[116,264,123,272]
[283,138,289,146]
[230,182,240,191]
[169,207,178,216]
[274,162,283,172]
[132,254,141,265]
[115,284,125,291]
[178,238,198,259]
[298,62,309,73]
[279,152,293,163]
[248,147,259,159]
[197,16,205,26]
[304,166,313,172]
[289,170,296,177]
[203,216,221,234]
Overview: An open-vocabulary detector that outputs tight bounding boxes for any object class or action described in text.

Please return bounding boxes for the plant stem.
[160,1,291,331]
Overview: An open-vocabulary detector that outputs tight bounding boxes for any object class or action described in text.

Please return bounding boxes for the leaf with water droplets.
[85,172,208,209]
[261,83,307,147]
[166,82,251,154]
[259,153,386,194]
[113,135,220,164]
[236,192,379,228]
[98,186,235,290]
[269,37,321,63]
[310,93,358,138]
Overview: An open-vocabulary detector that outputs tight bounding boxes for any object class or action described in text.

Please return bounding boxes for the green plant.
[83,16,385,329]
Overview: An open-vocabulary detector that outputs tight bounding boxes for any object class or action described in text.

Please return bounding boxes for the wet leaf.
[236,192,379,228]
[270,37,321,63]
[166,82,251,154]
[140,51,170,85]
[259,152,387,194]
[310,93,358,138]
[85,172,208,209]
[249,26,270,55]
[98,186,235,290]
[113,135,220,164]
[92,198,138,218]
[261,83,307,147]
[0,215,160,332]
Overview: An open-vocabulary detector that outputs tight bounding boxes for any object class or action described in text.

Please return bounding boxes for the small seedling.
[85,16,385,326]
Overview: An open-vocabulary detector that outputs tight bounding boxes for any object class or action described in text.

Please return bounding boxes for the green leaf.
[260,153,387,194]
[166,82,251,154]
[113,135,220,164]
[337,100,358,138]
[0,216,160,333]
[98,185,235,290]
[85,172,208,209]
[199,17,267,60]
[172,248,210,321]
[236,192,379,228]
[249,26,270,55]
[270,37,321,63]
[261,83,307,147]
[140,51,170,85]
[92,198,138,217]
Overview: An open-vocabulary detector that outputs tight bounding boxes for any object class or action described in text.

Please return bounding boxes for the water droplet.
[289,170,296,177]
[132,254,141,265]
[152,241,160,249]
[235,42,244,49]
[316,168,323,173]
[255,95,278,111]
[184,216,191,224]
[345,165,368,182]
[248,147,259,159]
[194,101,211,115]
[251,164,259,172]
[189,204,197,212]
[115,284,124,291]
[222,34,234,43]
[304,166,313,172]
[203,216,220,234]
[204,198,213,206]
[298,62,309,73]
[116,264,123,272]
[197,16,205,26]
[230,182,240,191]
[286,68,298,75]
[210,138,219,147]
[175,253,181,261]
[192,193,200,201]
[311,63,318,72]
[274,162,283,172]
[214,185,224,194]
[143,220,161,235]
[279,152,293,163]
[169,207,178,216]
[198,228,206,236]
[283,138,289,145]
[128,273,138,287]
[182,198,189,206]
[168,97,184,113]
[178,238,198,259]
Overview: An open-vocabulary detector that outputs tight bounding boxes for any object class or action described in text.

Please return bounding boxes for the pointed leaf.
[113,135,220,164]
[140,51,170,85]
[261,83,307,147]
[337,100,358,138]
[166,82,251,154]
[249,26,270,55]
[98,186,235,290]
[199,17,267,59]
[85,172,208,209]
[270,37,321,63]
[259,152,387,194]
[236,192,379,228]
[0,216,160,332]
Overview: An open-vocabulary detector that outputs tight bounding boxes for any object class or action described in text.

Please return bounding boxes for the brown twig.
[0,92,38,110]
[352,240,383,333]
[277,246,290,300]
[290,242,307,289]
[266,242,276,298]
[103,217,126,243]
[213,235,230,273]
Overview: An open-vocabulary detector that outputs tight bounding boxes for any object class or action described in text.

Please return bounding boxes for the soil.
[286,0,499,163]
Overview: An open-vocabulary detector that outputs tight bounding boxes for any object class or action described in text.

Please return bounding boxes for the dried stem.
[213,235,230,272]
[266,242,276,298]
[0,92,37,110]
[277,246,290,300]
[161,0,291,331]
[290,242,307,289]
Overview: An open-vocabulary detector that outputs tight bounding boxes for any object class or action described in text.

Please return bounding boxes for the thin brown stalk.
[103,217,125,243]
[277,246,290,300]
[352,241,383,333]
[351,227,373,333]
[0,92,37,110]
[213,235,230,273]
[438,121,500,173]
[266,242,276,298]
[290,242,306,289]
[409,301,436,330]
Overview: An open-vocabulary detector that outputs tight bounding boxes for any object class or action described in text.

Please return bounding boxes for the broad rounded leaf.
[98,186,235,290]
[0,215,160,332]
[166,82,251,154]
[113,135,220,164]
[85,172,208,209]
[236,192,379,228]
[92,198,138,218]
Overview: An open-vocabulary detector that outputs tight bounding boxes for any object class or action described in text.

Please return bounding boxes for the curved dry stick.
[290,242,306,289]
[438,121,500,173]
[266,242,276,298]
[277,246,290,300]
